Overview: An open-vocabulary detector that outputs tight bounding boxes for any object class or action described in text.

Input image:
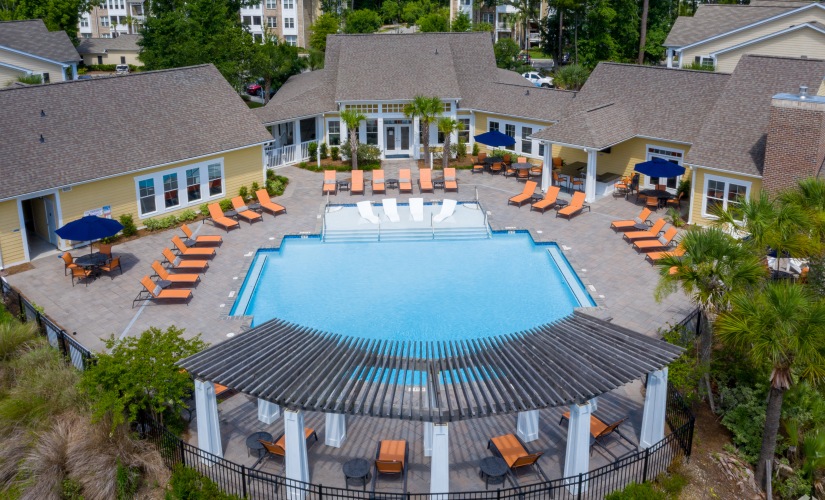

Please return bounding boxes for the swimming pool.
[231,233,594,341]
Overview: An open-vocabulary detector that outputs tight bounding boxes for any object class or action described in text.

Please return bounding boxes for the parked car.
[115,64,129,75]
[522,71,554,88]
[245,83,262,96]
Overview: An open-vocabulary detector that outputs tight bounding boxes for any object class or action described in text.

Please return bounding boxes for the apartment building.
[449,0,548,48]
[79,0,145,39]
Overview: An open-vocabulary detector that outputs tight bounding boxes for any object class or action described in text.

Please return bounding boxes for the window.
[383,103,405,113]
[285,17,294,29]
[458,118,470,144]
[538,143,545,157]
[101,33,111,38]
[646,145,683,189]
[346,103,378,113]
[266,0,277,8]
[80,18,89,28]
[100,16,110,26]
[253,16,261,25]
[186,168,201,203]
[131,4,143,15]
[437,129,445,144]
[489,121,499,132]
[328,120,340,146]
[120,56,126,64]
[703,175,751,218]
[442,102,451,112]
[208,163,223,196]
[284,0,294,8]
[694,56,714,70]
[82,33,91,39]
[482,13,494,24]
[41,73,50,83]
[163,173,179,209]
[285,35,297,46]
[521,126,532,155]
[505,124,515,149]
[366,119,378,145]
[267,17,277,28]
[138,179,156,215]
[242,15,252,25]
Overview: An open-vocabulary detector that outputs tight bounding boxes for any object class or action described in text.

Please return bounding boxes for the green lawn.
[245,100,264,109]
[528,48,552,59]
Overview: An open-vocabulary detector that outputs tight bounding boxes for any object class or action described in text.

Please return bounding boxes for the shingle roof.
[532,63,730,149]
[254,69,337,124]
[0,64,273,201]
[76,34,140,54]
[460,81,575,122]
[686,54,825,176]
[664,4,802,47]
[0,20,80,63]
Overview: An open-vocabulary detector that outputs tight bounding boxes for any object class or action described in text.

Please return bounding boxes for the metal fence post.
[242,465,247,498]
[317,482,323,500]
[17,291,24,322]
[179,438,186,467]
[642,447,650,483]
[577,473,583,500]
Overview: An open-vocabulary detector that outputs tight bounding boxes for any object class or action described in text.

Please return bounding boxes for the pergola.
[180,311,682,493]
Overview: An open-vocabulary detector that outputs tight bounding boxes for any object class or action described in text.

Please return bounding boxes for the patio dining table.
[482,156,505,167]
[637,189,673,208]
[75,252,108,269]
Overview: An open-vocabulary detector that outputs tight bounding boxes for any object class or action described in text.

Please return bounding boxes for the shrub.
[455,140,467,159]
[17,74,43,85]
[115,458,140,499]
[308,141,318,162]
[340,141,382,168]
[331,146,340,161]
[320,143,329,160]
[472,142,480,156]
[178,209,198,222]
[198,203,210,217]
[238,185,249,201]
[167,464,241,499]
[266,168,277,181]
[251,181,260,194]
[143,218,161,231]
[119,214,137,237]
[219,199,234,212]
[266,175,289,196]
[143,214,179,231]
[718,383,768,463]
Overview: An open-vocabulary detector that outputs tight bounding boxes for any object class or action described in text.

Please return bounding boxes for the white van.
[115,65,129,75]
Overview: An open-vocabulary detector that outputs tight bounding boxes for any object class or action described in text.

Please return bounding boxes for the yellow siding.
[715,28,825,72]
[0,65,26,87]
[471,111,552,159]
[0,200,24,266]
[689,168,763,226]
[0,49,67,81]
[81,51,143,67]
[557,137,692,181]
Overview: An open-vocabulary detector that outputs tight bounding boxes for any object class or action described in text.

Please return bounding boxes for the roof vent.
[40,110,45,117]
[39,134,45,143]
[434,49,438,55]
[800,85,809,99]
[525,89,530,96]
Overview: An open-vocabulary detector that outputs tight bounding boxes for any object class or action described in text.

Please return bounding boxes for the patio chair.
[419,168,434,193]
[372,169,386,194]
[99,256,122,278]
[256,428,318,469]
[133,275,192,308]
[71,266,93,287]
[502,154,511,166]
[472,160,485,174]
[490,162,503,175]
[398,169,413,193]
[559,412,633,455]
[409,198,424,222]
[610,208,652,232]
[181,223,222,246]
[231,197,262,224]
[530,186,560,213]
[162,248,209,272]
[622,218,667,243]
[557,191,591,219]
[570,176,584,192]
[517,156,527,163]
[529,164,542,179]
[383,198,400,223]
[433,199,457,223]
[633,227,679,252]
[351,170,365,195]
[172,236,216,258]
[372,440,408,494]
[255,189,286,217]
[508,181,538,207]
[207,203,240,232]
[504,164,517,178]
[488,434,547,484]
[151,260,200,285]
[552,157,563,169]
[357,201,380,224]
[667,192,684,209]
[517,168,529,181]
[61,252,78,276]
[444,167,458,192]
[614,177,631,197]
[655,184,667,191]
[98,243,113,260]
[644,195,659,210]
[645,244,685,264]
[552,171,562,188]
[477,152,487,163]
[322,169,337,195]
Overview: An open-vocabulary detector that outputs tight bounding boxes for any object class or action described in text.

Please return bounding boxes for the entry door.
[43,197,58,245]
[399,126,410,151]
[386,127,396,151]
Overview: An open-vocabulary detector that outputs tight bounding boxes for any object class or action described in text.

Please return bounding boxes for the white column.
[541,141,552,192]
[71,63,78,80]
[294,120,301,145]
[517,410,540,442]
[640,368,669,449]
[666,48,673,69]
[564,401,592,494]
[257,399,280,424]
[584,148,598,203]
[423,421,434,457]
[324,413,347,448]
[413,116,420,160]
[194,379,223,460]
[376,117,385,158]
[430,423,450,495]
[284,409,310,492]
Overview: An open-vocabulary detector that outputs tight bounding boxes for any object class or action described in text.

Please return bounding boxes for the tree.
[545,0,582,66]
[344,9,382,33]
[638,0,649,64]
[716,282,825,489]
[451,11,471,32]
[309,13,339,52]
[504,0,538,51]
[381,0,400,24]
[493,38,521,70]
[80,326,207,430]
[656,227,766,411]
[340,109,366,170]
[437,117,464,169]
[0,0,99,43]
[249,34,305,104]
[553,64,590,90]
[418,11,449,32]
[403,95,442,169]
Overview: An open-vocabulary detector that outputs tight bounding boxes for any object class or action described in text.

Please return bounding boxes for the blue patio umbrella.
[633,157,686,178]
[55,215,123,242]
[473,130,516,148]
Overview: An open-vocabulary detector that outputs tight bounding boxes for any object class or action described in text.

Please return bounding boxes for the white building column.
[666,48,673,68]
[194,379,223,460]
[430,423,450,495]
[324,413,347,448]
[376,117,385,158]
[413,116,421,160]
[294,119,301,146]
[584,148,598,203]
[564,401,592,494]
[70,63,78,80]
[423,421,434,456]
[640,368,669,449]
[284,409,310,493]
[257,399,280,424]
[517,410,540,442]
[541,141,552,192]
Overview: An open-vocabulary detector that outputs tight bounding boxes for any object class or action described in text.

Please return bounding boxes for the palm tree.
[656,227,766,410]
[403,96,443,169]
[505,0,538,51]
[716,282,825,489]
[436,118,464,170]
[340,109,365,170]
[778,178,825,244]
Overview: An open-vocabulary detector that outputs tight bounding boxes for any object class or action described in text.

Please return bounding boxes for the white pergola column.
[584,148,598,203]
[640,368,669,449]
[257,399,280,424]
[430,423,450,495]
[413,116,421,159]
[324,413,347,448]
[376,117,385,158]
[666,48,673,68]
[541,141,552,192]
[284,409,310,493]
[517,410,540,442]
[194,379,223,460]
[564,401,592,494]
[423,421,434,457]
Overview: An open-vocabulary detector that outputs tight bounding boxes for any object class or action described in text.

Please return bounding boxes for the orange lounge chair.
[645,244,685,263]
[530,186,560,213]
[559,412,632,454]
[151,260,200,285]
[557,191,591,219]
[162,248,209,272]
[255,189,286,216]
[508,180,538,207]
[322,169,337,195]
[419,168,433,193]
[373,440,408,494]
[622,218,666,242]
[231,196,262,224]
[257,428,318,467]
[488,434,547,483]
[634,227,679,252]
[443,167,458,192]
[610,208,652,232]
[134,275,192,308]
[372,169,386,194]
[181,223,222,246]
[398,169,413,193]
[351,170,365,195]
[207,203,240,232]
[172,235,216,258]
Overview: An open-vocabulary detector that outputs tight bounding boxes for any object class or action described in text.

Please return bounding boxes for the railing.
[265,140,314,169]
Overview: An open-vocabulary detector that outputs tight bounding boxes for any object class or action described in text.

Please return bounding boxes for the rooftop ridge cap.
[0,64,216,93]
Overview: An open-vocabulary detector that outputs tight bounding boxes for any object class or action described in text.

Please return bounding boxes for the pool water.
[232,233,594,341]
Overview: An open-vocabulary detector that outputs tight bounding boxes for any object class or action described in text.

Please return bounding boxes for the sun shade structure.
[633,157,686,178]
[55,215,124,241]
[179,311,682,423]
[473,130,517,148]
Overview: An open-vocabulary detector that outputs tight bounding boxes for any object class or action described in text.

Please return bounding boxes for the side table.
[479,456,509,489]
[246,431,274,458]
[385,178,399,190]
[343,458,370,490]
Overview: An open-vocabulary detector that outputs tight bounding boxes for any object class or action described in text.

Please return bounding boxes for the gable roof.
[77,34,140,55]
[0,65,272,202]
[709,21,825,56]
[0,20,79,63]
[686,54,825,176]
[254,69,337,124]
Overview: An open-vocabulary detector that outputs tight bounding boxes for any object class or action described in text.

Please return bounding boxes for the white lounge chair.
[432,199,457,223]
[383,198,400,223]
[409,198,424,222]
[357,201,380,224]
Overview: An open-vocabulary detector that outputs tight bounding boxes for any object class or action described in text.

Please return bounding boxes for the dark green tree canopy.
[0,0,99,43]
[418,11,449,32]
[309,13,339,52]
[344,9,382,34]
[493,38,520,70]
[451,11,471,32]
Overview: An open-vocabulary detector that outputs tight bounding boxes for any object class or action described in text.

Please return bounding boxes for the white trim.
[688,166,697,225]
[133,158,225,219]
[684,162,763,179]
[709,22,825,57]
[0,60,32,73]
[700,172,753,220]
[485,117,545,158]
[463,107,559,126]
[16,198,29,263]
[261,112,330,127]
[644,144,685,190]
[0,45,74,67]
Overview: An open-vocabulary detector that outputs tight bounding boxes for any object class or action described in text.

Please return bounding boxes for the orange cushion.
[491,434,526,467]
[379,440,406,464]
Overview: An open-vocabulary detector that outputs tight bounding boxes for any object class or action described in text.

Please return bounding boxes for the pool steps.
[323,225,489,243]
